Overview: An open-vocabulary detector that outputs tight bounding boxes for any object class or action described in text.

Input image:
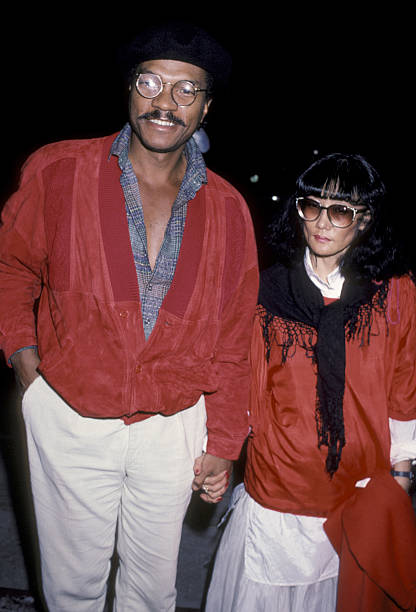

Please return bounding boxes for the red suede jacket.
[0,133,259,459]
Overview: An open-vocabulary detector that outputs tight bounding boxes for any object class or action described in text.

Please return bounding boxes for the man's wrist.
[9,346,38,366]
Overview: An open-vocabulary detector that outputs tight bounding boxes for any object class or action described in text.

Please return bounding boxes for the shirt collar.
[303,248,345,298]
[110,123,207,186]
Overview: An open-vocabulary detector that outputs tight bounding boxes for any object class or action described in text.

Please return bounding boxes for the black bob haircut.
[268,153,411,282]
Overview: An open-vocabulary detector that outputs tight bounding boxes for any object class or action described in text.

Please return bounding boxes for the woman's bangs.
[299,173,362,204]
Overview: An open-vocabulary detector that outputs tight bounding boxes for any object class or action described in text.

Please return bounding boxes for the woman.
[205,153,416,611]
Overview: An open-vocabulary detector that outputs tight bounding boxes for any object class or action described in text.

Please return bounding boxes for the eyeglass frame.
[134,72,208,107]
[295,196,368,229]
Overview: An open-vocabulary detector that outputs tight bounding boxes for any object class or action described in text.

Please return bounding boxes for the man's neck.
[128,136,187,188]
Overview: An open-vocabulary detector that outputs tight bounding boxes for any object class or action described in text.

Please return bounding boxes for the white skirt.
[205,487,338,612]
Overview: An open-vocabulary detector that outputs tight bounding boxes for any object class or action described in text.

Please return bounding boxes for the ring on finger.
[202,484,209,494]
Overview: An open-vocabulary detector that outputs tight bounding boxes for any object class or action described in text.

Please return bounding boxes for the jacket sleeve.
[0,154,47,363]
[247,314,269,438]
[205,195,259,460]
[387,276,416,421]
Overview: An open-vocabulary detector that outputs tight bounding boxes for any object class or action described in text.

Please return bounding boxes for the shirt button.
[148,284,153,291]
[135,365,142,374]
[119,311,128,318]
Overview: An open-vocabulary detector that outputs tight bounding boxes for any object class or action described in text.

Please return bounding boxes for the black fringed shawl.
[258,261,389,477]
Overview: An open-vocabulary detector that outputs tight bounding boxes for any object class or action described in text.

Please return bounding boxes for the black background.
[0,6,413,356]
[0,8,413,601]
[1,8,412,202]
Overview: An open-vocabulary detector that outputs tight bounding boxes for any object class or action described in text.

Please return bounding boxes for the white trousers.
[22,376,207,612]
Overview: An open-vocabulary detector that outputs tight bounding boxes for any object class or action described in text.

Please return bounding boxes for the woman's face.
[300,195,370,263]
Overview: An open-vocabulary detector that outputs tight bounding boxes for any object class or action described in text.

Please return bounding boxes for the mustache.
[137,110,185,127]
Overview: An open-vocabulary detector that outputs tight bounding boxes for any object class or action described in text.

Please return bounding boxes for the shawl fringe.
[257,279,390,476]
[257,280,389,363]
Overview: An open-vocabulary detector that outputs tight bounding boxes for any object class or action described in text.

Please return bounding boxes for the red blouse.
[245,275,416,517]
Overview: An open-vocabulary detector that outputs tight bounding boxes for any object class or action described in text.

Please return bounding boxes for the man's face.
[129,59,211,154]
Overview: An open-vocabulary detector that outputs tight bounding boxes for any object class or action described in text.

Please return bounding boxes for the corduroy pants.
[22,376,207,612]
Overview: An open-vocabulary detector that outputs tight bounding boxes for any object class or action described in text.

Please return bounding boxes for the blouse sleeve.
[389,417,416,464]
[387,276,416,421]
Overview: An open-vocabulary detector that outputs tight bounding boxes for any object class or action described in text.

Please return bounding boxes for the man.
[0,22,259,611]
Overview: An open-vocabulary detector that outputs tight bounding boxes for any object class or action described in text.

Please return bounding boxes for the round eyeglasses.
[135,73,207,106]
[296,197,367,229]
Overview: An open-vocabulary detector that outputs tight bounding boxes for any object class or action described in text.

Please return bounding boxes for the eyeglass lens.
[298,198,355,228]
[136,73,197,106]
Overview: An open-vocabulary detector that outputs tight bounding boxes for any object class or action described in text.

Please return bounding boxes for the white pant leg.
[22,376,129,611]
[115,395,207,612]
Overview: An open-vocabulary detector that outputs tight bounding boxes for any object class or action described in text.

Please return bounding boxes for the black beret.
[120,21,232,89]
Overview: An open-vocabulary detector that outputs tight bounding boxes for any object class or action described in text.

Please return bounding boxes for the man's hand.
[192,452,232,504]
[10,348,40,394]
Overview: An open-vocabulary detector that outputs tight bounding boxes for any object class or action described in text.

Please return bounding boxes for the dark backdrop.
[0,7,413,385]
[0,7,413,603]
[1,8,412,212]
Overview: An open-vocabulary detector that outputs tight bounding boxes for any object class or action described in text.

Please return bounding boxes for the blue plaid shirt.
[111,124,207,340]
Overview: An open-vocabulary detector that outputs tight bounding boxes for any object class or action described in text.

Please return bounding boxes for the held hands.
[10,348,40,395]
[192,452,232,504]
